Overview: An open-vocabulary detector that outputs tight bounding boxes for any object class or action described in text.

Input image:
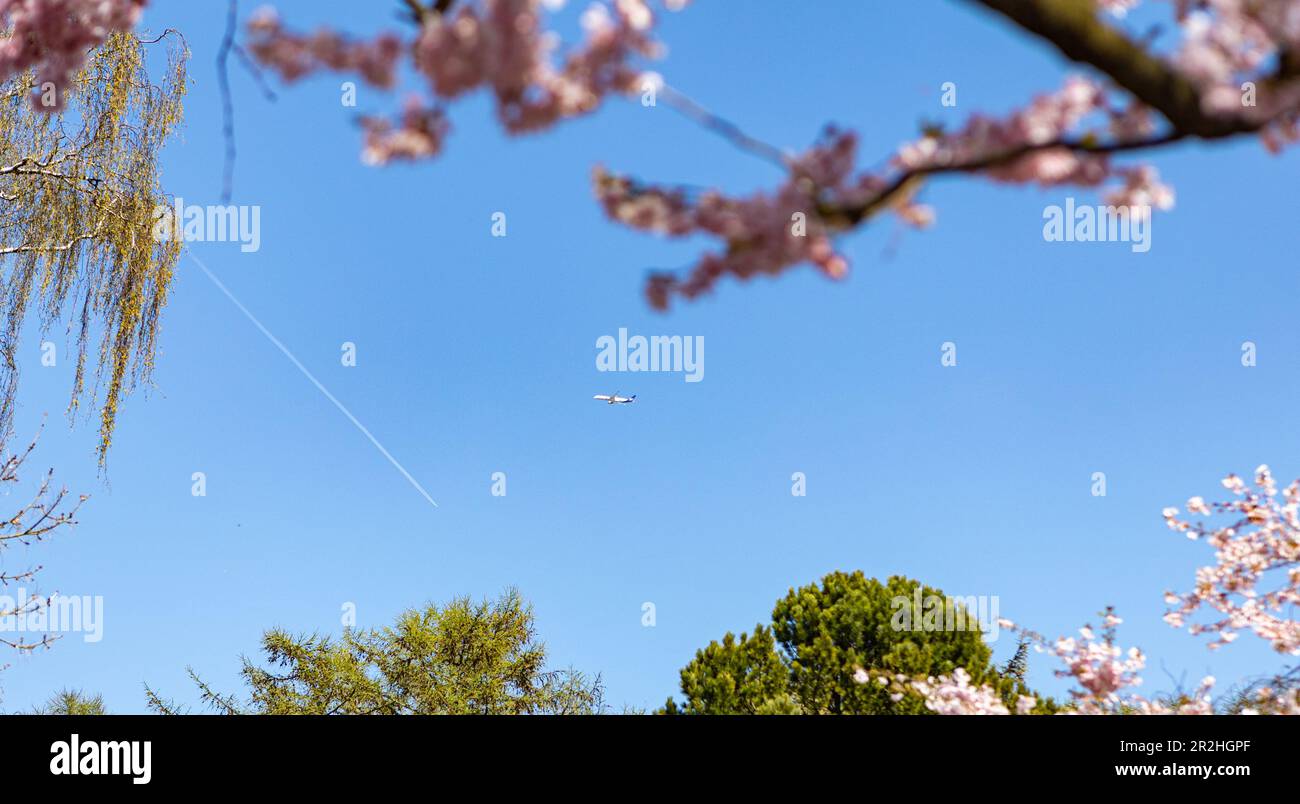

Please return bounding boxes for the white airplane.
[593,392,636,405]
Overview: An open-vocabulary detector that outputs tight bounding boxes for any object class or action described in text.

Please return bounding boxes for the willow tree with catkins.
[0,30,186,465]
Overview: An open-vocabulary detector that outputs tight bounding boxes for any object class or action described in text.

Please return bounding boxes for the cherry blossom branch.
[1162,466,1300,655]
[230,1,1300,308]
[970,0,1248,138]
[879,463,1300,715]
[596,0,1300,309]
[820,129,1185,228]
[859,608,1219,715]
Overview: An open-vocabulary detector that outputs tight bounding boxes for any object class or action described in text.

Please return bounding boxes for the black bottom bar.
[6,714,1287,790]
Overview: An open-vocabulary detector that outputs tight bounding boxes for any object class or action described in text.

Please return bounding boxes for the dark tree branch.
[402,0,454,24]
[822,130,1186,227]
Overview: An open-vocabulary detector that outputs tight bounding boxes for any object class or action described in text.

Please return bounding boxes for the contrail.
[187,249,438,508]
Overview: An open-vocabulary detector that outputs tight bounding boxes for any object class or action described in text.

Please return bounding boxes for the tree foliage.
[1217,666,1300,715]
[669,626,797,715]
[32,687,106,715]
[1002,637,1030,683]
[146,589,604,715]
[0,30,186,462]
[665,571,1041,714]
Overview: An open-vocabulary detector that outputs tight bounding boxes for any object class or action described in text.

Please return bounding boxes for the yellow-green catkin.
[0,31,188,467]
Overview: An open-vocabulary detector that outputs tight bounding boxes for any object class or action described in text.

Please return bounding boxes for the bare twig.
[659,84,790,169]
[218,0,239,202]
[233,44,277,102]
[0,427,86,666]
[137,28,188,47]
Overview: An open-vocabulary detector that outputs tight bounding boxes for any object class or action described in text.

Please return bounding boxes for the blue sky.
[2,0,1298,712]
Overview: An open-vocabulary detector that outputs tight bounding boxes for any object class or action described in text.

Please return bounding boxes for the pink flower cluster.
[1039,617,1150,714]
[594,128,934,310]
[247,0,680,165]
[0,0,146,110]
[885,468,1300,716]
[360,97,450,165]
[896,77,1110,185]
[909,668,1023,716]
[1104,165,1177,210]
[852,667,1030,715]
[870,612,1219,716]
[416,0,661,134]
[1165,0,1300,149]
[1162,465,1300,656]
[246,8,404,88]
[1096,0,1300,149]
[895,76,1175,210]
[1174,3,1299,96]
[1014,610,1225,715]
[854,587,1298,715]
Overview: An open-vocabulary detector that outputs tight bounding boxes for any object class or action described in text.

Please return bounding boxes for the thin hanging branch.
[218,0,239,202]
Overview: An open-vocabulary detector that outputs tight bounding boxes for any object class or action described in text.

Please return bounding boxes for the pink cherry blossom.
[590,2,1300,308]
[1162,465,1300,655]
[595,127,937,310]
[360,97,450,165]
[247,0,678,157]
[909,668,1013,715]
[965,614,1224,715]
[233,1,1300,308]
[246,7,403,88]
[894,77,1110,185]
[0,0,147,110]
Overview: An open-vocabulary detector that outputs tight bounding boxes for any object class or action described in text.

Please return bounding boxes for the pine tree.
[146,589,605,715]
[32,688,106,715]
[666,571,1047,714]
[1002,637,1030,683]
